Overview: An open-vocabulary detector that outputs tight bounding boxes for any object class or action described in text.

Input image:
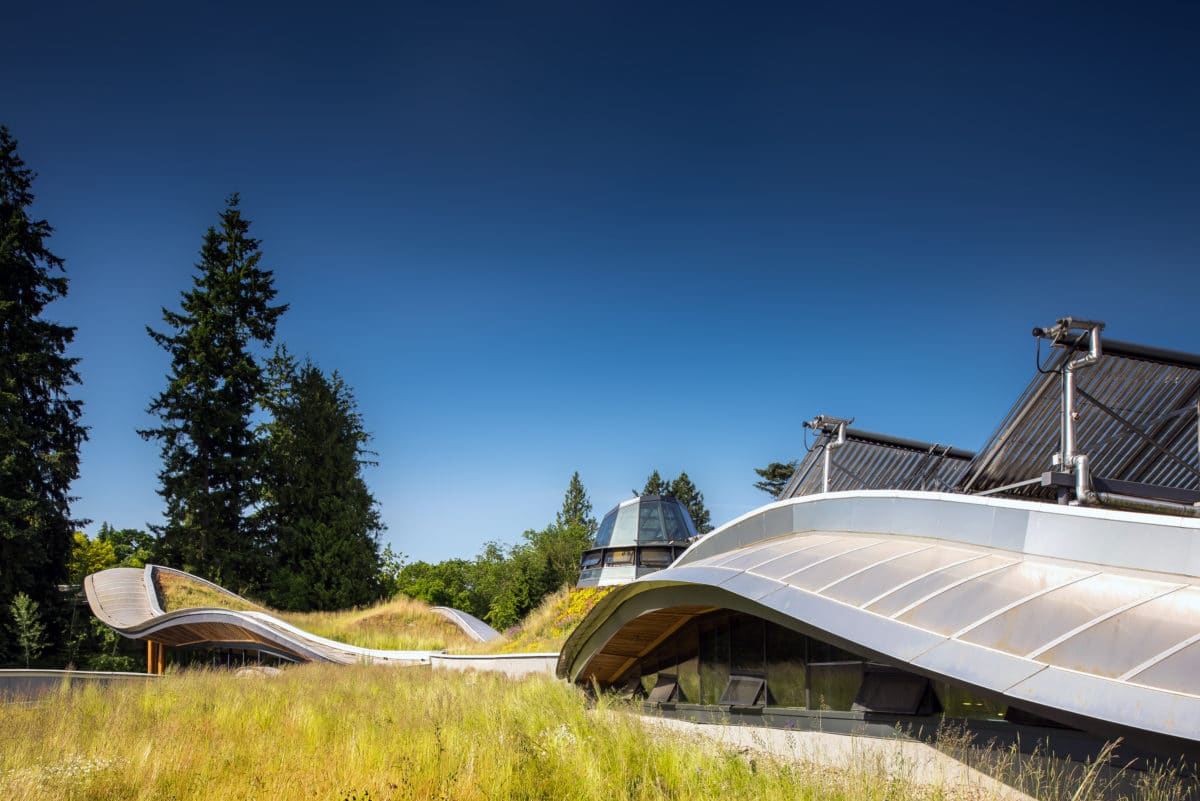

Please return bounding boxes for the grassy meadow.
[155,572,477,652]
[155,570,612,654]
[2,664,1012,801]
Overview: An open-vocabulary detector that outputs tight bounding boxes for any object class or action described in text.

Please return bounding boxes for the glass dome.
[593,495,698,548]
[579,495,698,587]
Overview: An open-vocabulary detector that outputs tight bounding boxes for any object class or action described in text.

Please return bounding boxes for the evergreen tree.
[754,460,798,497]
[556,470,597,534]
[259,349,384,610]
[640,470,669,496]
[0,127,86,658]
[669,471,712,534]
[140,196,286,591]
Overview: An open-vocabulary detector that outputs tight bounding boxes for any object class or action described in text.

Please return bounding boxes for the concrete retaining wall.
[429,652,559,679]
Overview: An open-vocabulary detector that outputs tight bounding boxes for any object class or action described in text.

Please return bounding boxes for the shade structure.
[559,491,1200,758]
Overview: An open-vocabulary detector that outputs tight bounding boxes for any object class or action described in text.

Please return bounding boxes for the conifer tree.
[754,460,798,497]
[669,471,712,534]
[140,196,286,590]
[556,470,597,534]
[640,470,669,496]
[0,127,86,652]
[259,349,383,610]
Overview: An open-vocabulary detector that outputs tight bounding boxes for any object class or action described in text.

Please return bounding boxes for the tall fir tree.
[754,460,798,497]
[259,349,384,610]
[556,470,597,534]
[669,471,712,534]
[640,470,669,496]
[0,127,86,659]
[139,196,286,591]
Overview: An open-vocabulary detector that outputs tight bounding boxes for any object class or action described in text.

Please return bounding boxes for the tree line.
[1,123,784,667]
[0,127,384,665]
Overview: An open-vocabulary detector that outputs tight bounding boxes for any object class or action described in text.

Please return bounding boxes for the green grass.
[469,585,615,654]
[0,665,999,801]
[155,572,476,652]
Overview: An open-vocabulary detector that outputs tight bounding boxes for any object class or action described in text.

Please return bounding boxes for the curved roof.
[431,606,501,642]
[85,565,493,663]
[560,492,1200,751]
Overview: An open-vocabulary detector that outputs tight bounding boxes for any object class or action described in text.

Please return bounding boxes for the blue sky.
[5,2,1198,561]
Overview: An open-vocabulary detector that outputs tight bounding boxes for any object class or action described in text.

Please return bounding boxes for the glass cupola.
[577,495,698,587]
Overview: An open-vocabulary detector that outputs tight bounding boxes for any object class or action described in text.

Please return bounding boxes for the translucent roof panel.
[823,545,986,607]
[865,554,1016,617]
[751,538,882,581]
[786,540,926,593]
[1036,587,1200,678]
[961,572,1174,658]
[592,497,697,549]
[1128,637,1200,695]
[898,561,1091,637]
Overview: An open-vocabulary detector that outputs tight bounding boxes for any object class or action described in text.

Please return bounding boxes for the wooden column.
[146,640,155,674]
[157,641,165,674]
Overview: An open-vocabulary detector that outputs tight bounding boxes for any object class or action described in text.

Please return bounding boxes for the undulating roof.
[559,492,1200,752]
[85,565,496,663]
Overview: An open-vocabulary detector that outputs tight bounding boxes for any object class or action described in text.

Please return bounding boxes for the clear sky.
[4,2,1198,562]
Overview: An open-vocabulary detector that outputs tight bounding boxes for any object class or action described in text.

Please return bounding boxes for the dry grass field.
[0,664,1008,801]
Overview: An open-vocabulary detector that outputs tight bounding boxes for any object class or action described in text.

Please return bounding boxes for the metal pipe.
[822,422,847,493]
[1094,492,1200,518]
[1062,319,1104,465]
[1038,317,1104,503]
[1074,453,1093,504]
[803,415,851,494]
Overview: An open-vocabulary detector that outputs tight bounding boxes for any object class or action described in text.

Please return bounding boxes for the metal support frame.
[804,415,852,493]
[1034,317,1105,505]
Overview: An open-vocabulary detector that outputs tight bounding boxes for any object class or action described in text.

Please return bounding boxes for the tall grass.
[469,585,615,654]
[284,598,472,652]
[2,664,1005,801]
[156,573,475,652]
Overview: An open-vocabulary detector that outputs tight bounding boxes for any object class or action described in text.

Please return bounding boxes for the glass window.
[605,549,635,566]
[661,501,690,541]
[700,616,730,704]
[675,622,700,703]
[639,548,674,567]
[580,550,603,569]
[593,511,617,548]
[766,624,807,708]
[936,682,1006,720]
[610,504,639,546]
[730,614,764,674]
[809,661,863,711]
[638,502,666,543]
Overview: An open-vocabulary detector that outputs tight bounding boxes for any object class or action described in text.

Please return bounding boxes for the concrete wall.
[0,669,157,701]
[429,653,559,679]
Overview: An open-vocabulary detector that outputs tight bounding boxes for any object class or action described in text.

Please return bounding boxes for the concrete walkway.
[638,715,1035,801]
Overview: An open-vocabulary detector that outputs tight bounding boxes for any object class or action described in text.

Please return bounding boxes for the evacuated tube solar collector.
[577,495,697,587]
